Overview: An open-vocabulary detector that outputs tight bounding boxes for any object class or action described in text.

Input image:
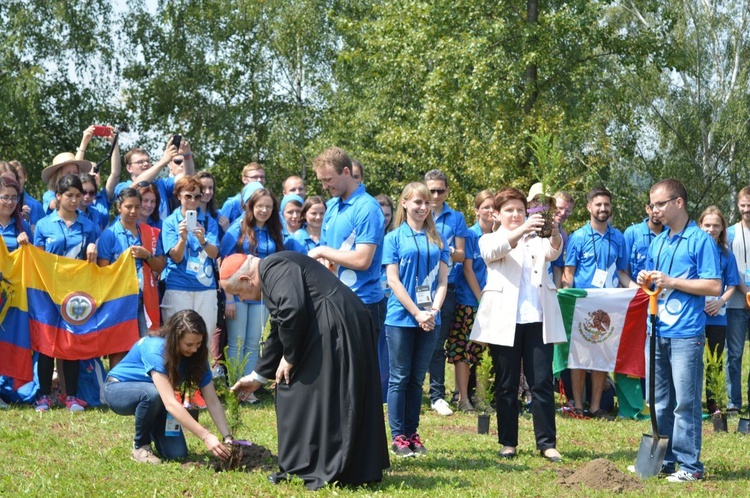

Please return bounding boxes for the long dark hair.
[196,171,218,218]
[0,176,24,233]
[238,188,284,255]
[150,310,209,390]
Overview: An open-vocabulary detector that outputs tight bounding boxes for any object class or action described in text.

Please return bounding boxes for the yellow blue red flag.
[0,242,139,385]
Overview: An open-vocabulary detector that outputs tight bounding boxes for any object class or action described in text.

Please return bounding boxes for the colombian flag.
[0,242,139,385]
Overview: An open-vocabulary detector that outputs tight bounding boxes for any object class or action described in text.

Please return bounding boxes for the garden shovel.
[634,281,669,478]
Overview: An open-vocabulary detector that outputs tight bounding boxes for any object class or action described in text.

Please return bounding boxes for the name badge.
[165,413,181,437]
[591,268,608,288]
[415,285,433,309]
[186,256,201,275]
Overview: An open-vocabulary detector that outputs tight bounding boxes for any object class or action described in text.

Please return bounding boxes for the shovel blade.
[634,433,670,478]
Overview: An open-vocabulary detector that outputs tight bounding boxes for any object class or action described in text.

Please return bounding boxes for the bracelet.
[183,152,193,159]
[200,240,209,247]
[77,147,85,152]
[201,431,211,442]
[222,433,233,441]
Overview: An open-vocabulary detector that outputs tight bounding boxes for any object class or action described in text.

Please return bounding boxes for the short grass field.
[2,365,750,497]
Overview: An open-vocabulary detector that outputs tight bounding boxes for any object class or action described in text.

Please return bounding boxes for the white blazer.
[470,227,567,347]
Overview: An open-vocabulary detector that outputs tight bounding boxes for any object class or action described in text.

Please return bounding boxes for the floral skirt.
[446,304,485,365]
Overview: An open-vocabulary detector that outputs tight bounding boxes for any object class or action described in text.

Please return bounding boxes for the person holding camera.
[75,125,121,227]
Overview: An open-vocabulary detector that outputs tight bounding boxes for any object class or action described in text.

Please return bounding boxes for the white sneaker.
[431,398,453,416]
[666,470,701,482]
[132,445,162,464]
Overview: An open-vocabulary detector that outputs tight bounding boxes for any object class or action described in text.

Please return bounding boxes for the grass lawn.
[2,374,750,496]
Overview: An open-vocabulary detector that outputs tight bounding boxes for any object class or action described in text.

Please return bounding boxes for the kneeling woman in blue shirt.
[384,182,449,457]
[104,309,232,463]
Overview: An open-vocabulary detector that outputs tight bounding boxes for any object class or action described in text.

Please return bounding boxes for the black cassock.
[256,251,390,490]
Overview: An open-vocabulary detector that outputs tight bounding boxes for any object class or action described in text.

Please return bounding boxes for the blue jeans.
[226,302,269,376]
[428,287,456,403]
[647,333,705,476]
[103,380,187,459]
[725,309,750,410]
[386,325,438,438]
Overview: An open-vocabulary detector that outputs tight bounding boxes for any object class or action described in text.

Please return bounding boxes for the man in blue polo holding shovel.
[637,178,721,482]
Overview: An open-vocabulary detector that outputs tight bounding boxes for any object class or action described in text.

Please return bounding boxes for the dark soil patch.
[182,443,277,473]
[558,458,643,493]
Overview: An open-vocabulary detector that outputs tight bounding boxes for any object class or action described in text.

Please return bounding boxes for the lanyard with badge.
[589,225,613,288]
[120,225,144,291]
[654,232,684,308]
[185,214,205,276]
[741,225,750,285]
[57,220,85,260]
[409,227,433,309]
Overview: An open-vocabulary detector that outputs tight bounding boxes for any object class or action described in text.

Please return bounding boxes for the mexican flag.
[552,288,649,378]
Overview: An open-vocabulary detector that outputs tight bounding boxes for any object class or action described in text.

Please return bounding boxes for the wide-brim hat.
[527,182,553,202]
[42,152,92,184]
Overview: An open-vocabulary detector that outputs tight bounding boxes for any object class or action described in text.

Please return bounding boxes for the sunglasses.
[183,193,203,201]
[136,181,154,188]
[173,159,184,165]
[429,189,446,195]
[83,189,97,196]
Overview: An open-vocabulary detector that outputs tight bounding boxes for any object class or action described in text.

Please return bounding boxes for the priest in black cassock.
[220,251,390,490]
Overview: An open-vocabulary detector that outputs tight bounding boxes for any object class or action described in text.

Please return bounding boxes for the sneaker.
[191,389,207,409]
[589,409,615,421]
[408,433,428,456]
[65,396,87,412]
[431,398,454,416]
[666,470,701,482]
[35,395,52,412]
[390,435,415,457]
[131,445,162,464]
[458,398,475,413]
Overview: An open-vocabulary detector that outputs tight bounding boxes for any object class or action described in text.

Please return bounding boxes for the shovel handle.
[640,274,662,316]
[746,292,750,307]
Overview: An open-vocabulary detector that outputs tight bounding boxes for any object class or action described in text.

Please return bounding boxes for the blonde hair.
[394,182,443,249]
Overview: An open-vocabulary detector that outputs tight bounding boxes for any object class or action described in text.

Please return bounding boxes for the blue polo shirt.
[90,191,111,229]
[455,223,488,307]
[433,202,468,284]
[623,219,664,281]
[565,222,629,288]
[320,184,385,304]
[705,246,740,326]
[383,223,450,327]
[646,221,721,338]
[219,193,243,225]
[34,210,101,258]
[21,191,44,226]
[291,227,321,252]
[161,208,219,291]
[42,190,55,214]
[1,219,32,251]
[115,177,175,221]
[80,207,106,233]
[98,220,165,291]
[108,336,212,388]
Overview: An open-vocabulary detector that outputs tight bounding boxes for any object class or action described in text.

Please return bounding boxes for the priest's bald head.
[220,254,262,301]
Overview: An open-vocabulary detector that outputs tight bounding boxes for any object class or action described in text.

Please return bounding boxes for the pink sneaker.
[35,395,52,412]
[65,396,87,412]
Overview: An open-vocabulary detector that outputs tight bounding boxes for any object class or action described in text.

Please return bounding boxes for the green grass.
[2,370,750,496]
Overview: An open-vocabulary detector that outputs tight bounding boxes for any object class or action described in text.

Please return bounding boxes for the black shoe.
[499,446,517,459]
[540,449,562,463]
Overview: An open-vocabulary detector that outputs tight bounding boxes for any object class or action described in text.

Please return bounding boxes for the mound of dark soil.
[558,458,643,493]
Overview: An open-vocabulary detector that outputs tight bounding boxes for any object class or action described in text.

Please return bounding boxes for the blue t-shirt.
[219,193,243,226]
[291,227,320,252]
[320,184,385,304]
[98,220,165,292]
[108,336,212,388]
[34,210,101,259]
[705,246,741,326]
[565,222,629,288]
[90,191,111,230]
[42,190,55,214]
[383,223,450,327]
[22,192,45,226]
[623,219,664,282]
[434,202,468,284]
[455,223,488,307]
[1,219,32,252]
[161,208,219,291]
[646,221,721,338]
[80,207,106,233]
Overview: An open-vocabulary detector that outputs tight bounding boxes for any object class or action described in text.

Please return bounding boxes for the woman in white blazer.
[470,187,566,462]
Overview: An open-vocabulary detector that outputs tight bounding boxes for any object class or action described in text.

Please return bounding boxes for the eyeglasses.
[648,197,677,211]
[0,195,19,203]
[429,189,446,195]
[83,190,97,196]
[183,193,203,201]
[130,159,151,166]
[244,174,266,182]
[173,159,184,165]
